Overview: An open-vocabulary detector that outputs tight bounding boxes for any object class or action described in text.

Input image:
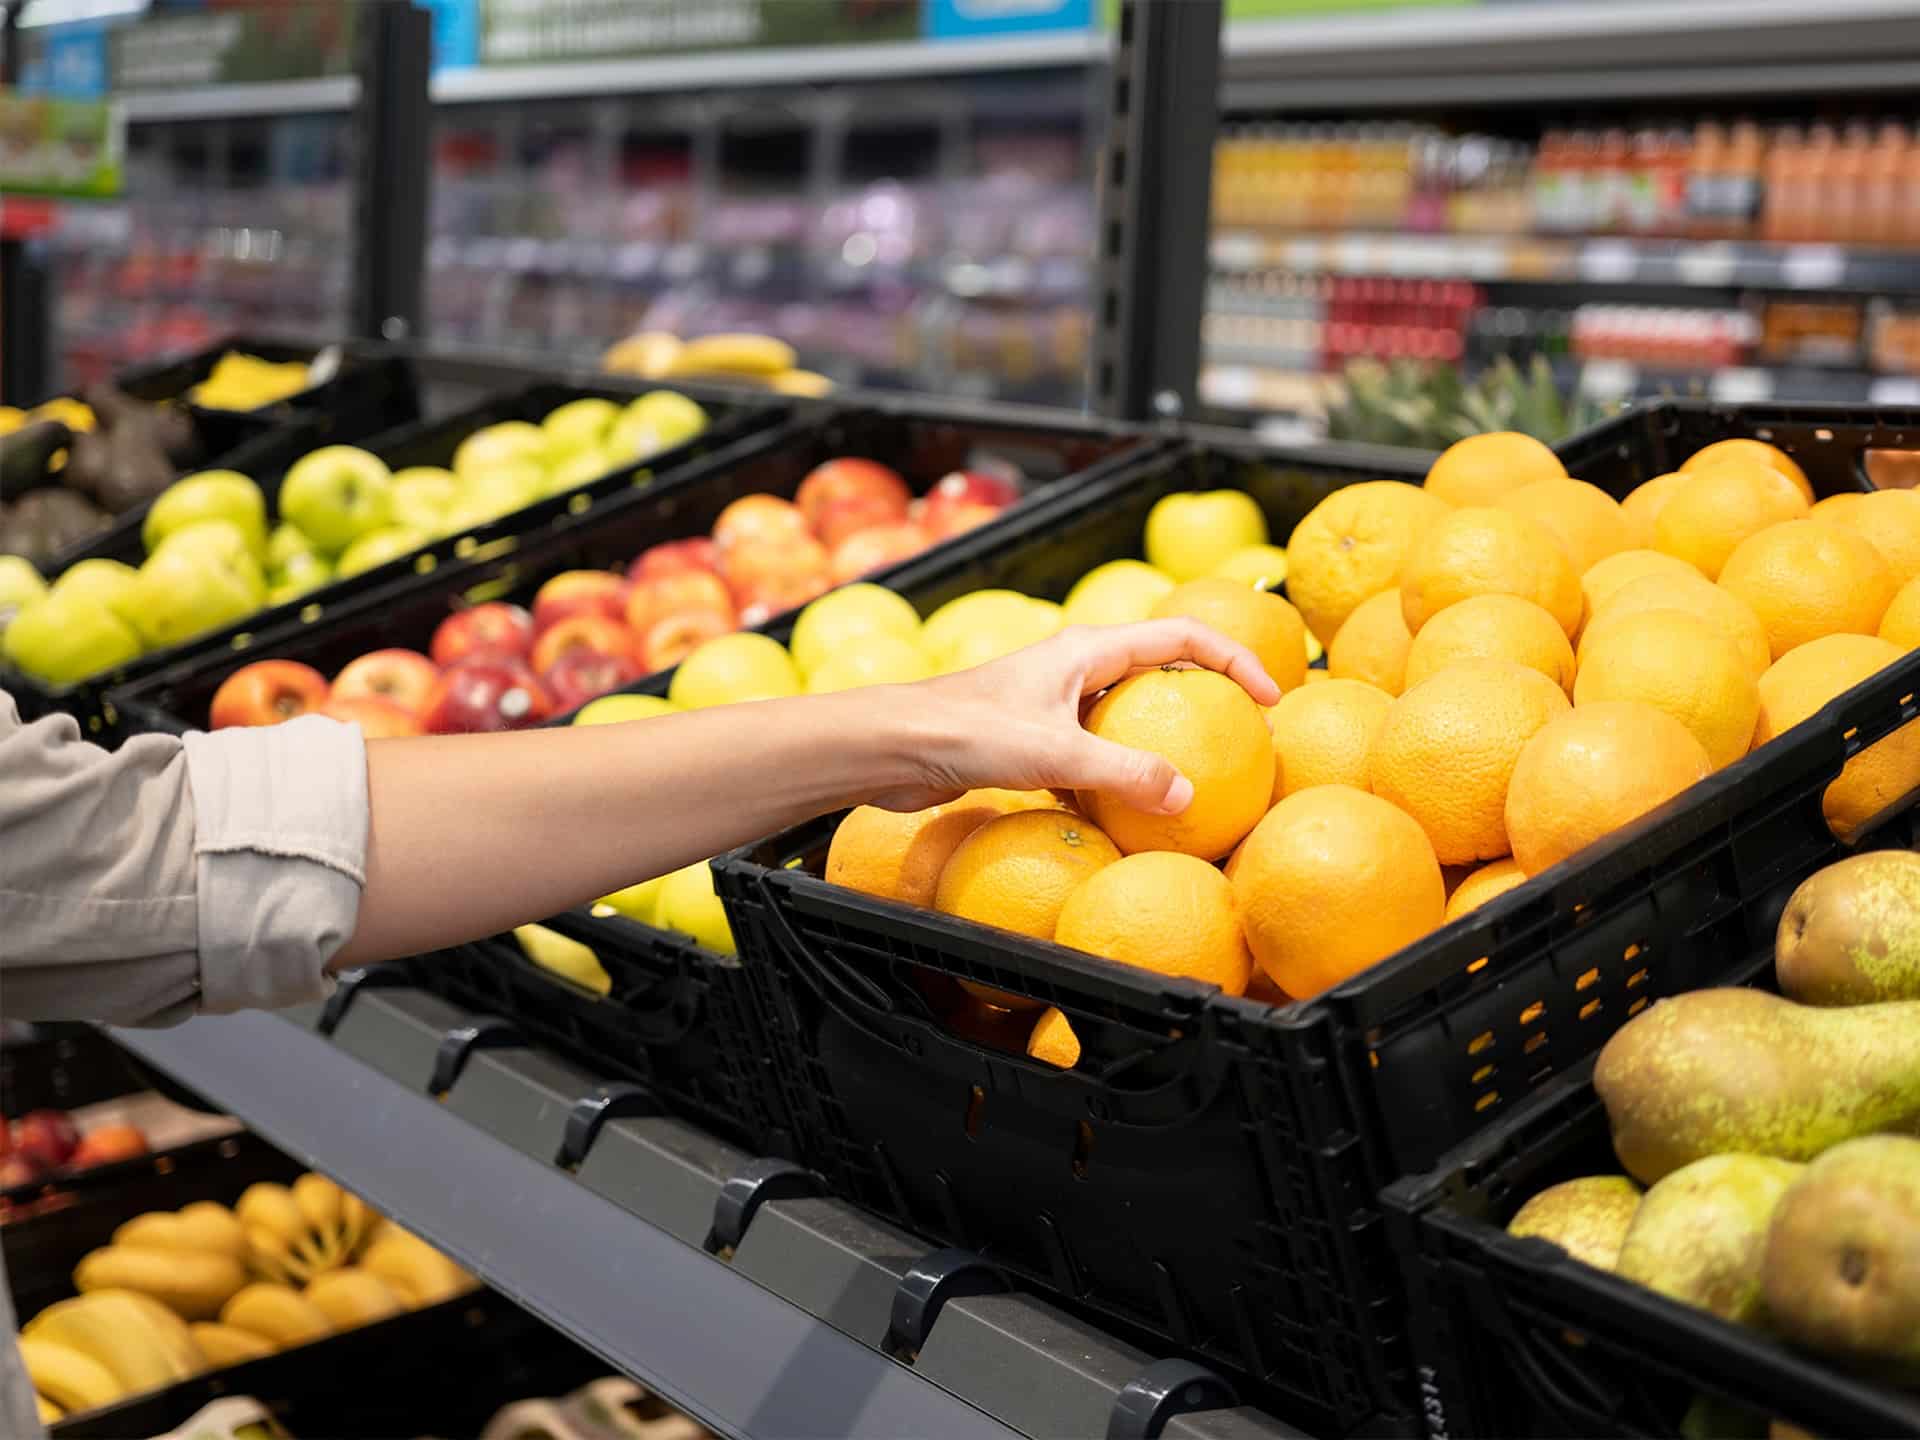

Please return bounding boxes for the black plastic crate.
[0,1022,145,1117]
[106,401,1156,737]
[419,911,787,1157]
[1383,1035,1920,1440]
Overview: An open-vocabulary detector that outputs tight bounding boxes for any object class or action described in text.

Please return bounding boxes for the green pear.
[335,525,429,580]
[2,592,142,683]
[0,554,47,627]
[1595,989,1920,1183]
[142,469,268,560]
[131,540,264,650]
[51,558,141,632]
[1761,1134,1920,1377]
[1506,1175,1642,1270]
[1616,1153,1803,1323]
[1776,852,1920,1004]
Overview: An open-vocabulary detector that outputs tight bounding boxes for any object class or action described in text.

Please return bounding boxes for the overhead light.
[16,0,150,29]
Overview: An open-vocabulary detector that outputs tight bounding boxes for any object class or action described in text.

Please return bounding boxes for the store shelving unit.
[108,982,1308,1440]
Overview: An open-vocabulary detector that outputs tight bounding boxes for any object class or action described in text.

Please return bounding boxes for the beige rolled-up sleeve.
[1,691,369,1025]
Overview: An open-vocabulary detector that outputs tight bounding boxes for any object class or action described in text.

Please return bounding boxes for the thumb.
[1069,735,1194,816]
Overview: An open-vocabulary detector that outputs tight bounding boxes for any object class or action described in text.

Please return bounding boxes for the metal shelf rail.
[110,980,1311,1440]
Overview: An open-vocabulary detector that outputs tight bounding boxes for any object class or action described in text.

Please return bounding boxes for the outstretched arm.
[333,620,1276,967]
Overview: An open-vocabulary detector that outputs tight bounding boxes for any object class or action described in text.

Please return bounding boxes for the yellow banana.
[515,924,611,996]
[602,331,682,378]
[188,1322,278,1367]
[769,370,834,398]
[25,1293,194,1392]
[661,333,796,379]
[360,1229,475,1307]
[303,1268,404,1329]
[74,1243,248,1320]
[291,1174,349,1269]
[339,1192,375,1259]
[234,1183,304,1246]
[219,1283,333,1348]
[175,1201,251,1263]
[112,1211,186,1250]
[19,1338,122,1413]
[36,1393,63,1424]
[96,1288,206,1377]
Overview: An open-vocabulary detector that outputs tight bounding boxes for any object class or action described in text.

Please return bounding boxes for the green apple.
[540,398,618,459]
[607,390,707,463]
[594,874,668,927]
[143,469,268,560]
[658,860,736,955]
[390,467,459,532]
[50,557,142,631]
[152,519,260,575]
[451,420,549,480]
[2,592,142,683]
[448,462,545,529]
[266,522,318,572]
[0,554,48,631]
[267,550,334,604]
[131,539,266,650]
[572,693,678,726]
[1143,490,1270,582]
[335,525,430,580]
[541,446,617,497]
[279,446,394,555]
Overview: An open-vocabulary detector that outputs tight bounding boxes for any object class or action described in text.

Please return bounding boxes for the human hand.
[864,619,1279,813]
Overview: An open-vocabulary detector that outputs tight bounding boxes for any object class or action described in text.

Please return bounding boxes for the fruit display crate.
[711,408,1920,1435]
[106,985,1315,1440]
[1382,1047,1920,1440]
[0,1022,146,1118]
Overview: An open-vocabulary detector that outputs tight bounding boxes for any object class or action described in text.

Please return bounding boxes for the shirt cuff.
[182,715,371,1014]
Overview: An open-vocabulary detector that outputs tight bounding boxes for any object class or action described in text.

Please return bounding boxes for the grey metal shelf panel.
[121,76,360,122]
[429,33,1103,104]
[108,1004,1021,1440]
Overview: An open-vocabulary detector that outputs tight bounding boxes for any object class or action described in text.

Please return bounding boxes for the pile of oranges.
[823,429,1920,1070]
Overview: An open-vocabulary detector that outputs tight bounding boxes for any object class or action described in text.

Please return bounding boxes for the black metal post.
[350,0,431,342]
[1091,0,1223,423]
[0,1,50,403]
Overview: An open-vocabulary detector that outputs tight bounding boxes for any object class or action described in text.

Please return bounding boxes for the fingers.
[1069,619,1281,706]
[1063,734,1195,815]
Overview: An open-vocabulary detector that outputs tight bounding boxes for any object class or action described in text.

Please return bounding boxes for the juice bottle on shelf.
[1724,120,1767,241]
[1759,126,1794,244]
[1900,129,1920,248]
[1591,127,1628,234]
[1826,122,1874,246]
[1532,129,1566,234]
[1769,125,1812,244]
[1687,121,1726,239]
[1861,122,1908,248]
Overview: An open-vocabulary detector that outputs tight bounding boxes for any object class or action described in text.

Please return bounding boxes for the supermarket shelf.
[120,76,360,123]
[109,986,1308,1440]
[430,34,1104,104]
[1210,230,1920,295]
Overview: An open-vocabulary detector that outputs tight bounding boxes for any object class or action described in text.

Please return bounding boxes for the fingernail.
[1159,773,1194,815]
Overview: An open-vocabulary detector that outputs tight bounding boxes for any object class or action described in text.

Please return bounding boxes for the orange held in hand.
[1150,577,1309,693]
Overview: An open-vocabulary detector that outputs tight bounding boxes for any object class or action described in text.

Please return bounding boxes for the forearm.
[333,689,932,966]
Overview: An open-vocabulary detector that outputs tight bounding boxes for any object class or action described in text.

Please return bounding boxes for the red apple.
[12,1110,78,1170]
[532,569,630,632]
[814,494,910,549]
[829,523,931,584]
[320,695,426,739]
[542,647,646,710]
[331,648,439,716]
[628,537,719,581]
[0,1117,11,1161]
[68,1124,148,1170]
[713,494,808,552]
[641,610,735,671]
[927,468,1020,509]
[0,1155,42,1190]
[209,660,331,729]
[530,614,640,676]
[736,575,835,629]
[795,458,911,530]
[625,571,736,634]
[430,602,535,668]
[421,657,555,734]
[720,535,830,593]
[921,499,1001,541]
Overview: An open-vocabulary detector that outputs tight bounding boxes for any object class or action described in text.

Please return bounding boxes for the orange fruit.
[1403,594,1575,696]
[1368,659,1571,865]
[1717,520,1896,662]
[1755,634,1920,839]
[1027,1007,1081,1068]
[1233,784,1445,999]
[827,795,1009,907]
[1055,851,1253,995]
[1578,549,1701,639]
[1285,481,1451,644]
[1444,857,1527,922]
[1266,678,1394,801]
[1580,570,1771,679]
[1880,574,1920,650]
[1423,431,1566,509]
[1497,478,1634,576]
[1651,462,1809,579]
[1304,669,1333,684]
[1572,608,1759,768]
[1244,970,1292,1006]
[1505,701,1711,876]
[1327,588,1413,695]
[1810,487,1920,587]
[1811,491,1873,527]
[934,808,1122,945]
[1150,577,1308,693]
[1682,438,1813,504]
[1077,667,1275,860]
[1399,506,1582,639]
[1619,472,1692,546]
